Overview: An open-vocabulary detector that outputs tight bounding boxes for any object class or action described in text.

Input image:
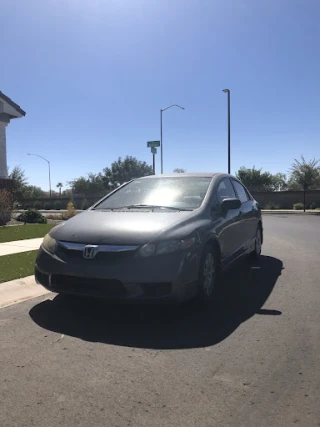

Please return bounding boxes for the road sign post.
[147,142,159,175]
[151,147,157,174]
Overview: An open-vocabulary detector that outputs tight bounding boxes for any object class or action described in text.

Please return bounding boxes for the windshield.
[95,177,212,210]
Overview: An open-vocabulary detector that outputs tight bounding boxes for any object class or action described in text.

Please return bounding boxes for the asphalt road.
[1,214,319,427]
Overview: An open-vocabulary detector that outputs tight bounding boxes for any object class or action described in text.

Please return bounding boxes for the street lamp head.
[222,89,230,93]
[161,104,185,112]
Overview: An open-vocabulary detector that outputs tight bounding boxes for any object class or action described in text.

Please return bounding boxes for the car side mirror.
[221,198,241,213]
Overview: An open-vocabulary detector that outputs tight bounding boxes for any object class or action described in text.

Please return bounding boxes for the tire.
[250,225,262,261]
[198,244,221,303]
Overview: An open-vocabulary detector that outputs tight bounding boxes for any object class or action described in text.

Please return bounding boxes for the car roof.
[138,172,231,179]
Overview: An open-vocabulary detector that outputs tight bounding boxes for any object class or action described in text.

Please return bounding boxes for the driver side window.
[216,178,236,205]
[212,178,236,215]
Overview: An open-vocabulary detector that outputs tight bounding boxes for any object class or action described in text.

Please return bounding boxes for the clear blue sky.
[2,0,320,192]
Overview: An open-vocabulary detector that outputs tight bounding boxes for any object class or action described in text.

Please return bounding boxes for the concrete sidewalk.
[0,275,51,309]
[262,210,320,214]
[0,238,43,256]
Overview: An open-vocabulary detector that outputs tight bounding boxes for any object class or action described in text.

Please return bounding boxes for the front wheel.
[198,245,221,303]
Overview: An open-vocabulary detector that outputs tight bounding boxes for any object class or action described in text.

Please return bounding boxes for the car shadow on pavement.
[29,255,283,350]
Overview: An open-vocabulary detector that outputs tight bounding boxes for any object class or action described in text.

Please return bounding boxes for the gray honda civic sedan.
[35,173,263,302]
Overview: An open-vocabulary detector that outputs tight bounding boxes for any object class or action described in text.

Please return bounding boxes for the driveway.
[0,215,319,426]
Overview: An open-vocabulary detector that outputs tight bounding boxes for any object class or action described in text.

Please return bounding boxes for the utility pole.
[222,89,231,174]
[160,104,185,174]
[27,153,52,198]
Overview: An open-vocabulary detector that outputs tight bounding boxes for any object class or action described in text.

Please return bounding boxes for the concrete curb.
[0,276,51,309]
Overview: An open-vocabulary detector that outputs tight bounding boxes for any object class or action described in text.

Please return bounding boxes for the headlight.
[42,234,58,254]
[140,237,196,257]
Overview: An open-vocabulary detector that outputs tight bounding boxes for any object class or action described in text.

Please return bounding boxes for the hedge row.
[16,199,91,211]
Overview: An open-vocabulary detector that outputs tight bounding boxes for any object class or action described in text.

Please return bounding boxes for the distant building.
[0,91,26,180]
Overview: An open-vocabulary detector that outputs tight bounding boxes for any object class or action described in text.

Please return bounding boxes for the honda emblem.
[83,245,98,259]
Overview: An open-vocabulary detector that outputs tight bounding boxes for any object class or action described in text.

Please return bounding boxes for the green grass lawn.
[0,224,55,243]
[0,250,38,283]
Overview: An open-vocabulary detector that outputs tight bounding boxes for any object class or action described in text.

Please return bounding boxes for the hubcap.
[203,253,215,295]
[256,229,262,255]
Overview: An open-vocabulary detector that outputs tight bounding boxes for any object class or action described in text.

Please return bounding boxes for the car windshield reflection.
[94,177,212,211]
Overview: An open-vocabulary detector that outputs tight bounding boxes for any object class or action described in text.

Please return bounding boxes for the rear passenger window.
[216,178,236,203]
[232,180,250,204]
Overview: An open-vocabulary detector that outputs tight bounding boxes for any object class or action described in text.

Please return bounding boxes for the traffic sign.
[151,147,157,154]
[147,140,160,148]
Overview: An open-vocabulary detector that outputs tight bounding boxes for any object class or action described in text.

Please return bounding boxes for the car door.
[211,177,243,264]
[231,179,257,251]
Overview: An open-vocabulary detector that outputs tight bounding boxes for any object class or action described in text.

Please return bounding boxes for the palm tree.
[56,182,63,197]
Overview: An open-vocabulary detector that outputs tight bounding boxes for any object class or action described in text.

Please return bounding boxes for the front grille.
[51,275,126,297]
[56,245,135,263]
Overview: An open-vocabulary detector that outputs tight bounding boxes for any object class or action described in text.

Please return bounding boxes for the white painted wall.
[0,95,25,179]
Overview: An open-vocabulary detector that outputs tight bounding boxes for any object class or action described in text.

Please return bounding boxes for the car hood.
[51,209,195,245]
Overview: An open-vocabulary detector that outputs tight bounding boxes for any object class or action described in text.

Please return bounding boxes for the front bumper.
[35,244,200,302]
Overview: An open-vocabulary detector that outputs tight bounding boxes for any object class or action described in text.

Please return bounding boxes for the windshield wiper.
[151,205,193,211]
[109,204,193,211]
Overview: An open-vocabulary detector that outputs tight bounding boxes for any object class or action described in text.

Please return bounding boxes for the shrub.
[316,207,320,211]
[61,201,77,220]
[17,208,47,224]
[33,201,42,210]
[23,204,31,210]
[309,202,318,210]
[264,202,280,210]
[44,202,52,210]
[0,190,13,226]
[293,203,304,210]
[54,200,62,210]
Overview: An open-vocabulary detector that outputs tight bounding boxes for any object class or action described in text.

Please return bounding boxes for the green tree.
[23,185,45,199]
[56,182,63,197]
[173,168,186,173]
[69,173,106,197]
[69,177,89,196]
[87,173,106,194]
[61,188,73,198]
[287,156,320,211]
[236,166,277,192]
[8,166,46,200]
[8,166,28,200]
[103,156,153,189]
[272,173,288,191]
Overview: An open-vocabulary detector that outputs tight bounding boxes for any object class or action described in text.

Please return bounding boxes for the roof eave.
[0,91,26,116]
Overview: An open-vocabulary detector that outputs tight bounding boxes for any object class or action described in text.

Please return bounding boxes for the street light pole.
[160,109,163,174]
[27,153,52,198]
[222,89,231,174]
[160,104,185,174]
